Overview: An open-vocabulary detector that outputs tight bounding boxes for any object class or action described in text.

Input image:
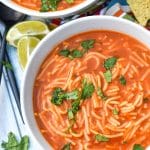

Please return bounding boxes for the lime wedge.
[6,21,49,47]
[17,36,40,69]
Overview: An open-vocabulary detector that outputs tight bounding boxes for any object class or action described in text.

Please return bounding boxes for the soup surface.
[33,30,150,150]
[12,0,84,11]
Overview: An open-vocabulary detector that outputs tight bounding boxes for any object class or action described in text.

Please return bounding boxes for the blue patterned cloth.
[0,0,132,150]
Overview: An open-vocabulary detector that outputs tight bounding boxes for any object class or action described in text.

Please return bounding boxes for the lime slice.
[17,36,40,69]
[6,21,49,47]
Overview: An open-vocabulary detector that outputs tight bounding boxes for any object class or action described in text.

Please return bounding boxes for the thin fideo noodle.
[33,30,150,150]
[12,0,84,11]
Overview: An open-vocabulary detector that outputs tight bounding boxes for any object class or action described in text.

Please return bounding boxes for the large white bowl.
[21,16,150,150]
[0,0,99,18]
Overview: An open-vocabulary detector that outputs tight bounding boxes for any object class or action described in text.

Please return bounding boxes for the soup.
[33,30,150,150]
[12,0,84,11]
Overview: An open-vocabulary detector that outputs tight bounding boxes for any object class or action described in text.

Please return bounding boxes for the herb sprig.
[51,78,95,122]
[41,0,61,12]
[51,88,80,106]
[104,57,117,70]
[68,99,80,120]
[81,78,95,100]
[103,57,117,83]
[1,132,29,150]
[95,134,109,142]
[104,70,112,83]
[59,39,95,59]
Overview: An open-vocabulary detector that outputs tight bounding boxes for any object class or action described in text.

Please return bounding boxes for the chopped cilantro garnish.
[51,88,81,121]
[59,49,83,59]
[81,39,95,51]
[51,88,79,106]
[59,39,95,59]
[59,49,70,57]
[103,57,117,83]
[104,57,117,70]
[112,108,119,115]
[97,87,107,101]
[49,0,61,11]
[95,134,109,142]
[61,143,71,150]
[51,88,65,105]
[52,79,95,124]
[133,144,144,150]
[67,99,80,120]
[71,99,80,114]
[71,49,83,58]
[68,109,74,120]
[1,132,29,150]
[41,0,60,12]
[119,75,126,85]
[40,0,49,12]
[81,79,95,100]
[65,89,80,100]
[104,70,112,83]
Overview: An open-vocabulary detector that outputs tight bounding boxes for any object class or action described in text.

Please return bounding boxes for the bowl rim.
[0,0,98,18]
[21,16,150,150]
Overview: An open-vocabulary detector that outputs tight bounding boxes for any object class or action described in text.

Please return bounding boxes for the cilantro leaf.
[104,70,112,83]
[1,132,18,149]
[71,99,80,114]
[71,49,83,58]
[59,39,95,59]
[97,87,107,101]
[112,108,119,115]
[40,0,49,12]
[95,134,109,142]
[18,136,29,150]
[81,79,95,100]
[49,0,60,11]
[1,132,29,150]
[65,89,80,100]
[59,49,70,57]
[67,99,80,120]
[81,39,95,51]
[51,88,80,106]
[59,49,83,59]
[68,109,74,120]
[61,143,71,150]
[104,57,117,70]
[41,0,60,12]
[119,75,126,85]
[51,88,65,106]
[133,144,144,150]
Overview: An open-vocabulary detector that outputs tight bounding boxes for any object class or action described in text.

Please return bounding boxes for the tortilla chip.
[127,0,150,26]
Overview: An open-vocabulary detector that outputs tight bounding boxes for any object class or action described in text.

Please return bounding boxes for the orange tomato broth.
[12,0,84,11]
[33,30,150,150]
